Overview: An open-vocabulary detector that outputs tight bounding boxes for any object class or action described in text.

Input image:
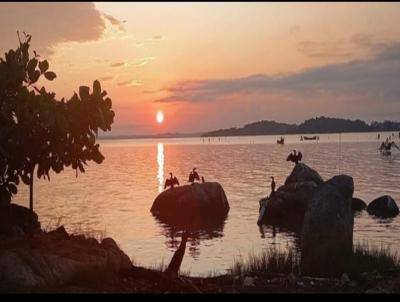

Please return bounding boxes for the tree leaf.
[30,70,41,83]
[55,110,69,133]
[21,174,30,185]
[44,71,56,81]
[39,60,49,73]
[78,161,85,173]
[79,86,90,100]
[8,184,17,195]
[93,80,101,96]
[27,58,38,74]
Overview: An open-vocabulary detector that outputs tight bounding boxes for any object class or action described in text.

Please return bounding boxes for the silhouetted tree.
[0,33,115,219]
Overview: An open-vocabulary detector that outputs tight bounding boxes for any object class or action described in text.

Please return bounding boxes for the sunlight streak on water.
[157,142,164,193]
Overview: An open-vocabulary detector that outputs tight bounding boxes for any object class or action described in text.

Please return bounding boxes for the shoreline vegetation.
[2,221,400,294]
[99,116,400,140]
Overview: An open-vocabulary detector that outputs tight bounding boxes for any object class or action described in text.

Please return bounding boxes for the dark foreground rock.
[367,195,399,218]
[301,175,354,271]
[285,163,324,186]
[0,226,132,290]
[151,182,230,225]
[352,198,367,212]
[0,203,41,238]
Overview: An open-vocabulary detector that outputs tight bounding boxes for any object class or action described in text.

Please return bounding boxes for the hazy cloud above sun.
[154,43,400,123]
[297,33,388,59]
[157,43,400,103]
[0,2,123,56]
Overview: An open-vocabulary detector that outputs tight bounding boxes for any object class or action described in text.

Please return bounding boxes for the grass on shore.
[347,242,399,276]
[230,247,300,277]
[229,242,400,278]
[43,217,107,242]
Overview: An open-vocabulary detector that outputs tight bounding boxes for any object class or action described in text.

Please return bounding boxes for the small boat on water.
[379,140,399,156]
[380,149,392,156]
[277,137,284,145]
[300,135,319,141]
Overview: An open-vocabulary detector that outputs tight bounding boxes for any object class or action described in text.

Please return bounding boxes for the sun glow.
[156,111,164,124]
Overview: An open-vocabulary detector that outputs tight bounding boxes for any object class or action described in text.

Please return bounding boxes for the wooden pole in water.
[339,132,341,174]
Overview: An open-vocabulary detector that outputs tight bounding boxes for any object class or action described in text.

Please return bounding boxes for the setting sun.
[156,111,164,124]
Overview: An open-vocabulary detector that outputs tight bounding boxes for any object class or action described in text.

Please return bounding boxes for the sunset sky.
[1,2,400,135]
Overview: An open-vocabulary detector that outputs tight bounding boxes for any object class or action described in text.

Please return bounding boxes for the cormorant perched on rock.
[270,176,276,196]
[188,168,200,184]
[286,150,303,164]
[164,172,180,190]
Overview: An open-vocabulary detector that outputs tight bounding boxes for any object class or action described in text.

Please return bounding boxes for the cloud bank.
[0,2,122,56]
[156,43,400,106]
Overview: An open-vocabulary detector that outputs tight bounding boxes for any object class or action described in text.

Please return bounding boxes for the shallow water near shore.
[13,131,400,276]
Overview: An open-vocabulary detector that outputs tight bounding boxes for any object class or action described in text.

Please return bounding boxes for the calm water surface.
[14,132,400,276]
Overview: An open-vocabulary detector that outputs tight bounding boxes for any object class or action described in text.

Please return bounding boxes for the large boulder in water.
[301,175,354,274]
[258,181,318,228]
[367,195,399,218]
[285,163,324,186]
[151,182,230,225]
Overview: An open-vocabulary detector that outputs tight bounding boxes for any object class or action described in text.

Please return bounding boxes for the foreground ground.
[11,265,400,294]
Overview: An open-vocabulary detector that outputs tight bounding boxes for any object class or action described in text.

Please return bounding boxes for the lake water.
[13,131,400,276]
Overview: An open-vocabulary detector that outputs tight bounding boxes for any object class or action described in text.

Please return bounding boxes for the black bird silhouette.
[164,173,180,190]
[188,168,200,183]
[286,150,303,164]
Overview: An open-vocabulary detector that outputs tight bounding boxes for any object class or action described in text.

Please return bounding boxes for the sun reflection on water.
[157,142,164,192]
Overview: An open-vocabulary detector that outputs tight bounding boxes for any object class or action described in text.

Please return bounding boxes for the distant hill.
[99,132,203,140]
[202,116,400,137]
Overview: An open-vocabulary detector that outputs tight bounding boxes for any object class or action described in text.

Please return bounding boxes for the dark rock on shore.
[352,198,367,212]
[367,195,399,218]
[0,225,132,290]
[0,203,41,238]
[151,182,230,225]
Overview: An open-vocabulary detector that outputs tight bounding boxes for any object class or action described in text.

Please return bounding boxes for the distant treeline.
[202,116,400,137]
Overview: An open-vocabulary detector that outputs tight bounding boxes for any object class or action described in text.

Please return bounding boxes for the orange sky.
[1,2,400,135]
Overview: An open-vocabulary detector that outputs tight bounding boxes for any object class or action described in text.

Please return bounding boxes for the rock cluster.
[0,224,132,290]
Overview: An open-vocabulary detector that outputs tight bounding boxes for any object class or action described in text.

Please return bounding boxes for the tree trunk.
[165,231,189,276]
[29,166,34,235]
[29,167,34,213]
